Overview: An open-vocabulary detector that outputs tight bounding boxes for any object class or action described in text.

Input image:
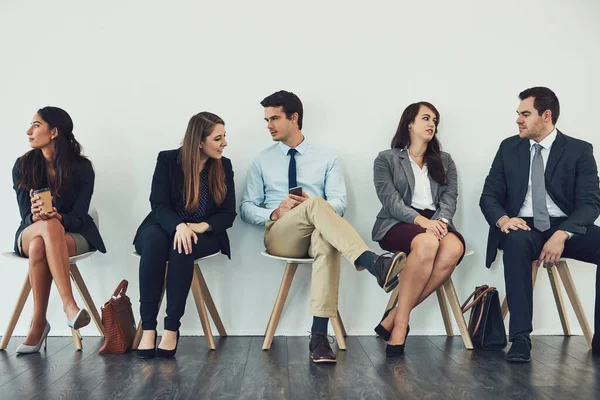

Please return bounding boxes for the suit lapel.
[398,150,415,195]
[546,130,566,179]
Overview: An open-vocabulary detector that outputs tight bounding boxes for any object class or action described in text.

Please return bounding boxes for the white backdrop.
[1,0,599,338]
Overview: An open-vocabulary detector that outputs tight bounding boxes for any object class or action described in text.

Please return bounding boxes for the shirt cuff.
[257,207,276,224]
[565,231,574,239]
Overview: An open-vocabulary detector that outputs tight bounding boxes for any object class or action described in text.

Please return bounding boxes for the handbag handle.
[112,280,129,298]
[460,285,496,314]
[461,285,497,337]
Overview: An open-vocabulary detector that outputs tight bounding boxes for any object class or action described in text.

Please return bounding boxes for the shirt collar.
[529,128,557,151]
[278,137,308,156]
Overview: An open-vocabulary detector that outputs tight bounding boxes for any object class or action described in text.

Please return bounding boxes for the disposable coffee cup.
[33,188,53,214]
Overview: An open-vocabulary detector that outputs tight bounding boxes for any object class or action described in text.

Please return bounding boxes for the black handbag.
[461,285,507,350]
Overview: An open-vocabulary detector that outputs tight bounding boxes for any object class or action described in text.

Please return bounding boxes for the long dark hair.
[180,111,227,212]
[19,107,86,196]
[390,101,447,185]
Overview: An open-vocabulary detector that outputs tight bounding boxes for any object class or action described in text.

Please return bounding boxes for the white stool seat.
[260,251,314,264]
[131,251,220,263]
[2,251,97,264]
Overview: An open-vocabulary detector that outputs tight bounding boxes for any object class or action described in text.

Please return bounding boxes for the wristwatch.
[439,218,449,224]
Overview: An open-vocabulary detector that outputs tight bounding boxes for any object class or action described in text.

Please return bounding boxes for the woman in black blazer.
[134,111,236,358]
[12,107,106,354]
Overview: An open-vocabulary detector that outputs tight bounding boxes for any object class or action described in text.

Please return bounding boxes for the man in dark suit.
[480,86,600,362]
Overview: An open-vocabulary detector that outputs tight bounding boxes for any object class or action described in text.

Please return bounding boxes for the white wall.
[1,0,599,338]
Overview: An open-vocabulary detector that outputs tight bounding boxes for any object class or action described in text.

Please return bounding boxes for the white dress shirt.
[518,128,567,218]
[408,154,436,211]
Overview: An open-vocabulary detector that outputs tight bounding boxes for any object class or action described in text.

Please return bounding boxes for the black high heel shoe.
[385,325,410,357]
[136,330,157,359]
[156,330,180,358]
[374,308,394,341]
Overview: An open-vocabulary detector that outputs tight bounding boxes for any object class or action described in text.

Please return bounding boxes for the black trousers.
[501,218,600,341]
[135,225,221,331]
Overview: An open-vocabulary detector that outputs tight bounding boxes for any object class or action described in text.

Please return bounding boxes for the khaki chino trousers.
[264,197,370,318]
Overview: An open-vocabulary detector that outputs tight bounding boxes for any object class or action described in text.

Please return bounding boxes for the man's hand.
[538,230,569,268]
[271,192,310,221]
[498,216,531,234]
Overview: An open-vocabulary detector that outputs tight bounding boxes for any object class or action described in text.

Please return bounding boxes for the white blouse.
[409,154,436,211]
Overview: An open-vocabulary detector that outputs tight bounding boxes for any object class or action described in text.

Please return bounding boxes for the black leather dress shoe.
[374,252,407,293]
[506,334,531,363]
[156,330,180,358]
[136,330,157,359]
[309,333,336,363]
[385,325,410,357]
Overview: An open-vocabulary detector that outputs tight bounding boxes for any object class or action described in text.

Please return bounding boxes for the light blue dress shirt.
[240,139,347,225]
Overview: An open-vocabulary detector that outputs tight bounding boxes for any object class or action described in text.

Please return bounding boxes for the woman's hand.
[39,207,62,221]
[29,190,60,222]
[187,222,211,234]
[173,223,198,255]
[414,215,448,240]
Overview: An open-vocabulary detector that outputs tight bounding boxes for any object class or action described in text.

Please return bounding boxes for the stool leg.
[331,311,346,350]
[196,266,227,337]
[385,286,399,315]
[70,264,104,336]
[71,328,83,350]
[501,297,509,320]
[336,310,347,337]
[191,264,215,350]
[263,262,298,350]
[0,274,31,350]
[442,277,473,350]
[132,321,143,350]
[132,264,168,350]
[436,287,454,336]
[556,261,593,347]
[547,265,571,336]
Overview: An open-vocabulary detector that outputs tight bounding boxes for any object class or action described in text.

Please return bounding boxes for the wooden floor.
[0,335,598,399]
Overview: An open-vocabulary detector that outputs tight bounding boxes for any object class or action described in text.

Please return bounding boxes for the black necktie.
[288,148,298,189]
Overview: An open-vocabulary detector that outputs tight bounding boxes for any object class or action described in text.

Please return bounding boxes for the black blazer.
[479,130,600,267]
[133,149,237,258]
[12,157,106,254]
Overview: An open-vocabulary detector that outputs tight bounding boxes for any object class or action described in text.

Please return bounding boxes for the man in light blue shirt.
[240,90,407,363]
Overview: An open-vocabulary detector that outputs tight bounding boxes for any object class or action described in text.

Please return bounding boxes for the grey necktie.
[531,143,550,231]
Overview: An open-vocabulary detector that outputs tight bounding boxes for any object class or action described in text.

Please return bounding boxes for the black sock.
[355,251,379,276]
[311,317,329,334]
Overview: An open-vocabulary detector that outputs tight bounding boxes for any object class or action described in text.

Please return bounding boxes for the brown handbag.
[99,280,137,354]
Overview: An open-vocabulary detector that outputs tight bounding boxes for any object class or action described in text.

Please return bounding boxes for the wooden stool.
[131,251,226,351]
[260,251,348,351]
[1,206,104,351]
[383,250,475,350]
[0,250,105,351]
[499,259,593,347]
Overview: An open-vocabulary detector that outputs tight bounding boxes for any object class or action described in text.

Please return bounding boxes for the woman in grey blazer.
[372,102,465,356]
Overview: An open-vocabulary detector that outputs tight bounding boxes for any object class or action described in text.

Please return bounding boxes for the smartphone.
[288,186,303,196]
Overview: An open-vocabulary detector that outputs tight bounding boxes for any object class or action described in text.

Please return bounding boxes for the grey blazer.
[371,148,459,242]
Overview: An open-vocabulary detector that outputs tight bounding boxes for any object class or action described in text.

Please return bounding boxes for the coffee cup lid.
[33,187,51,195]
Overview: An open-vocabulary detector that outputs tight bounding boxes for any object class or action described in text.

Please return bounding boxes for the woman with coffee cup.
[12,106,106,354]
[133,111,236,358]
